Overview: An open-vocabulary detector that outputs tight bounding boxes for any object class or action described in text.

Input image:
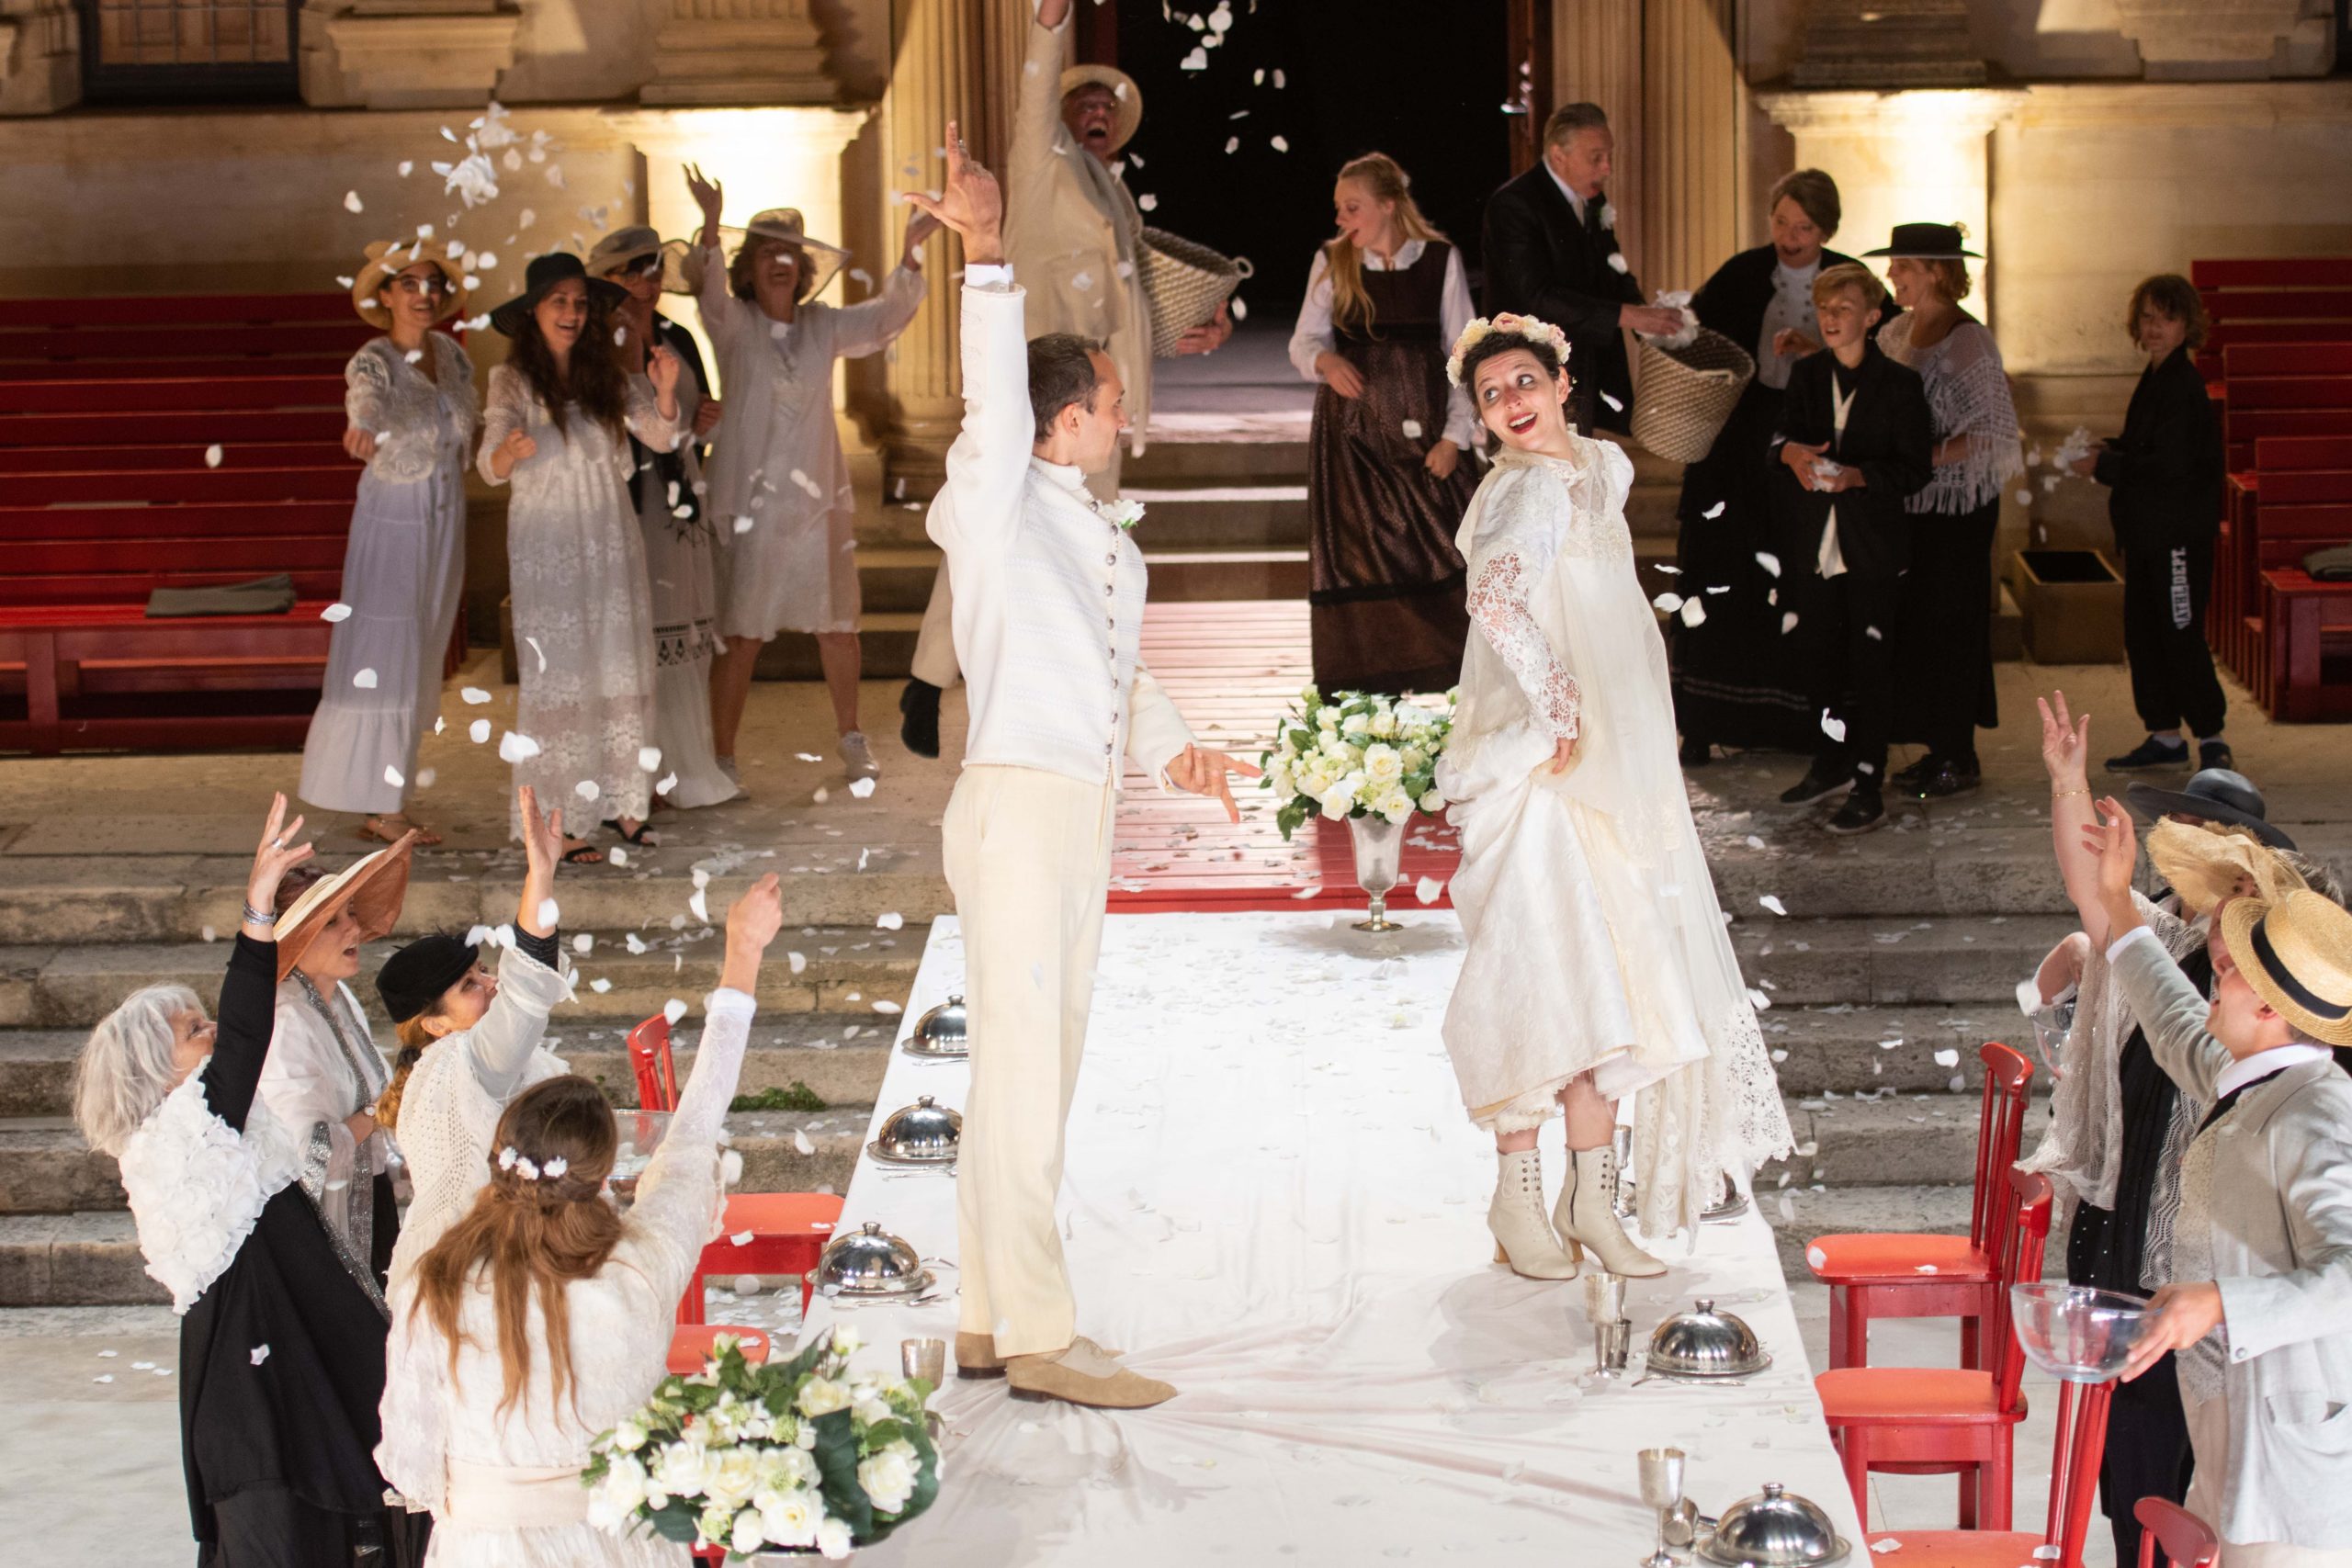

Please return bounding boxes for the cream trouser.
[2184,1389,2352,1567]
[943,763,1116,1358]
[908,446,1125,691]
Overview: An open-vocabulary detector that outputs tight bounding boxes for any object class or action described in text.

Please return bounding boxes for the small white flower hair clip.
[1445,313,1572,387]
[497,1145,544,1180]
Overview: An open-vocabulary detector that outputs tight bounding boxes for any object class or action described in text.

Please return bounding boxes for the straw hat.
[2219,889,2352,1046]
[274,834,419,983]
[352,239,469,331]
[585,224,698,296]
[721,209,851,303]
[2125,767,2293,850]
[2145,819,2308,918]
[486,252,629,338]
[1060,62,1144,153]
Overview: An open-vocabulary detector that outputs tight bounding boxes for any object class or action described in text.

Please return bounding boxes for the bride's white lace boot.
[1556,1145,1666,1278]
[1488,1149,1581,1280]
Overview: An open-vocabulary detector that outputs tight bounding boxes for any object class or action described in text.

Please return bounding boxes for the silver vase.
[1347,814,1405,932]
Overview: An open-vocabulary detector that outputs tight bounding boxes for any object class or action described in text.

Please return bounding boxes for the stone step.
[1123,484,1306,548]
[0,1105,877,1303]
[0,1019,897,1121]
[1760,1090,2047,1190]
[752,615,921,682]
[1728,913,2077,1006]
[0,929,924,1030]
[1758,1002,2036,1095]
[1127,434,1307,487]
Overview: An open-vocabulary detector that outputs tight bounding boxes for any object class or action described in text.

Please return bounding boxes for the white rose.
[831,1326,863,1357]
[1379,789,1415,825]
[796,1376,852,1417]
[704,1447,763,1510]
[818,1516,856,1559]
[1341,711,1371,737]
[611,1417,649,1452]
[759,1491,820,1548]
[1401,745,1428,773]
[1369,708,1397,738]
[796,1424,819,1450]
[651,1441,710,1498]
[1296,767,1332,800]
[859,1449,916,1513]
[587,1455,648,1531]
[1269,764,1295,799]
[1362,743,1403,786]
[1317,782,1356,821]
[732,1507,768,1556]
[852,1392,893,1427]
[1419,788,1447,813]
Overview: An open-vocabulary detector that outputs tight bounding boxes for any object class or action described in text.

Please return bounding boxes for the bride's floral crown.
[1445,314,1572,388]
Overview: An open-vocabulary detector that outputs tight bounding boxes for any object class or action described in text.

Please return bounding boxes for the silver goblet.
[1637,1446,1686,1568]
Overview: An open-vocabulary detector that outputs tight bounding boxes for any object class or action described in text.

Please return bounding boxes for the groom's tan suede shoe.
[957,1330,1125,1379]
[1006,1337,1174,1409]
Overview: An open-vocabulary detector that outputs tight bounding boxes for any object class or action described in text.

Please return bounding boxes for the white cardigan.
[927,272,1193,789]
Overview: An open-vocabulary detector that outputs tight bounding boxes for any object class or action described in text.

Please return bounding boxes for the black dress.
[2065,939,2204,1568]
[174,934,424,1566]
[1306,243,1477,695]
[1671,245,1859,752]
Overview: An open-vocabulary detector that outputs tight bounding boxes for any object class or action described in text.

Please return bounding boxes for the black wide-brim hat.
[2124,767,2294,850]
[1862,221,1981,260]
[487,252,628,338]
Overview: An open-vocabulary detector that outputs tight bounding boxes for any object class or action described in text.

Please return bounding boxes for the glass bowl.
[608,1108,673,1202]
[2010,1282,2152,1383]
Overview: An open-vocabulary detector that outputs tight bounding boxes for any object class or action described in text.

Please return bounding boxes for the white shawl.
[117,1063,302,1314]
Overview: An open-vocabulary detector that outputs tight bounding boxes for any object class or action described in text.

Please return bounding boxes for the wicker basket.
[1136,227,1253,358]
[1631,328,1756,464]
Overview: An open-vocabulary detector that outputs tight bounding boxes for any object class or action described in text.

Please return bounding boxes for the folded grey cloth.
[144,573,299,618]
[2305,545,2352,582]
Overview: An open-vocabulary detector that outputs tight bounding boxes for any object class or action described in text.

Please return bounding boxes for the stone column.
[877,0,979,498]
[0,0,80,117]
[1549,0,1645,266]
[1641,0,1741,298]
[641,0,835,106]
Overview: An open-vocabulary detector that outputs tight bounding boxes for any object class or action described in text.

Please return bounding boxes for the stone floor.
[0,1280,2119,1565]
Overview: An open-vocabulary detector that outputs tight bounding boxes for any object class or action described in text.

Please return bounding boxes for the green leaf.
[810,1408,875,1540]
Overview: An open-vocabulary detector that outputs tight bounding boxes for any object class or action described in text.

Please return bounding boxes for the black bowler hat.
[2124,767,2294,851]
[1862,222,1982,260]
[486,252,628,338]
[377,933,480,1025]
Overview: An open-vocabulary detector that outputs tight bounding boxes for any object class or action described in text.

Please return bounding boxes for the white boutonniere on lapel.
[1598,199,1615,231]
[1096,498,1146,532]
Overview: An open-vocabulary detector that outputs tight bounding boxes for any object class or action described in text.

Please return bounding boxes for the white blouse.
[1285,239,1479,450]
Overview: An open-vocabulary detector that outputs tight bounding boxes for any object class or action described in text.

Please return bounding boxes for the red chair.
[666,1323,771,1376]
[626,1012,843,1325]
[1809,1042,2035,1371]
[1816,1168,2055,1531]
[1858,1352,2111,1567]
[2134,1498,2221,1568]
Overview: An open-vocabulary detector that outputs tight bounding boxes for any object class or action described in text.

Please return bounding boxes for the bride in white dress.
[1437,314,1793,1281]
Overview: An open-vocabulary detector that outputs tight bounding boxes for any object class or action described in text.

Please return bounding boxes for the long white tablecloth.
[808,912,1863,1564]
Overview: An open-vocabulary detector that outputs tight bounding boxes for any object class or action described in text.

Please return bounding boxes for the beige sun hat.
[2145,819,2310,919]
[1061,62,1144,153]
[274,833,419,983]
[711,209,852,303]
[352,240,469,331]
[2219,889,2352,1046]
[586,224,699,296]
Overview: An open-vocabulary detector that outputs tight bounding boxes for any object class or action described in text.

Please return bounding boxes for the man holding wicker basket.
[899,0,1238,760]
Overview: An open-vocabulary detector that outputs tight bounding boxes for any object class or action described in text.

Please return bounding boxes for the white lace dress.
[300,335,477,815]
[479,367,677,835]
[378,990,752,1566]
[383,941,575,1292]
[1436,442,1793,1235]
[697,248,926,640]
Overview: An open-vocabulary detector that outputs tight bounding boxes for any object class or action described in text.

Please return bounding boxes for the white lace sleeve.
[1465,516,1580,740]
[1883,316,2023,513]
[624,372,679,454]
[375,1286,452,1513]
[477,364,527,487]
[345,342,391,434]
[620,989,755,1307]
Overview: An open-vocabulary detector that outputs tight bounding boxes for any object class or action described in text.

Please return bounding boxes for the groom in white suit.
[904,128,1256,1411]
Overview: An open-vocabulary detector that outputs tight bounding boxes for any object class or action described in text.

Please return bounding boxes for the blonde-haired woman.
[1864,222,2023,801]
[376,875,785,1565]
[1288,151,1481,695]
[73,795,425,1564]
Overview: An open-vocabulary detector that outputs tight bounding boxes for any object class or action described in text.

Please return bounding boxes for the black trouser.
[2122,538,2227,739]
[1793,561,1901,790]
[2098,1348,2193,1567]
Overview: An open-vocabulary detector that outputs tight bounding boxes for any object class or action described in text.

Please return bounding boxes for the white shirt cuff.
[706,987,758,1021]
[965,263,1013,290]
[2105,924,2160,965]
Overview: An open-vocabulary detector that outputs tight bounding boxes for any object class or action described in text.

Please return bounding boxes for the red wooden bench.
[0,292,390,755]
[2258,568,2352,721]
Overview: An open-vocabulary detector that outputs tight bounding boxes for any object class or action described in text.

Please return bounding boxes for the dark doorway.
[1110,0,1512,313]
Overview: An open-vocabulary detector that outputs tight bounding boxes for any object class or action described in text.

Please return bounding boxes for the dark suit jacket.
[1689,244,1860,368]
[1770,342,1934,581]
[1480,164,1643,431]
[2094,344,2223,550]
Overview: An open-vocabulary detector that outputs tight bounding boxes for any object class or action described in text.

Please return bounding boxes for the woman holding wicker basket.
[1287,152,1481,696]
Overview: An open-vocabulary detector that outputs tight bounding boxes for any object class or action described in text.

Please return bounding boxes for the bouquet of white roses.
[1260,686,1455,840]
[582,1328,937,1561]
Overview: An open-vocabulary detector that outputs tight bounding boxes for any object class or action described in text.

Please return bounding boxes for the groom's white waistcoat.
[926,270,1192,787]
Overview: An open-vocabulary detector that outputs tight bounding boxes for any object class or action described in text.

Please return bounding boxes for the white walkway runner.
[808,912,1863,1564]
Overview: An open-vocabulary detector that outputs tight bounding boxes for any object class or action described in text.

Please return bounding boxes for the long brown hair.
[375,1012,438,1132]
[1327,152,1446,335]
[507,293,629,441]
[410,1077,624,1418]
